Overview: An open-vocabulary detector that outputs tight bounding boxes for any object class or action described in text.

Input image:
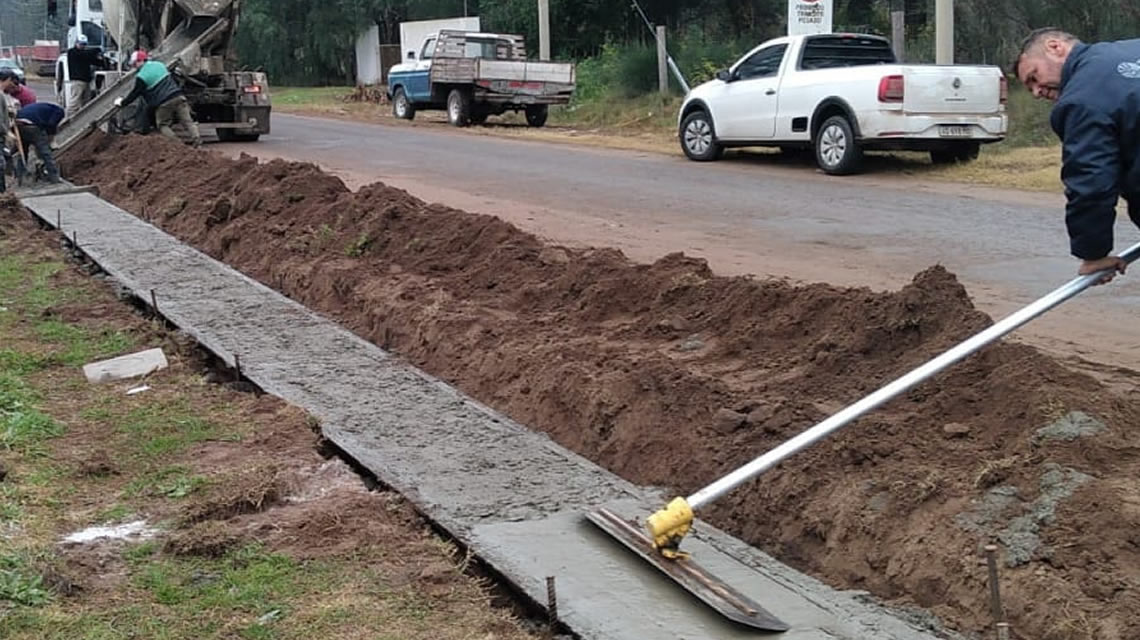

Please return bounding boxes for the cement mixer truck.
[53,0,271,151]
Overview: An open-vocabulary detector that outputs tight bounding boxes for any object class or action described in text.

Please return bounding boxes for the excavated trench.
[61,132,1140,640]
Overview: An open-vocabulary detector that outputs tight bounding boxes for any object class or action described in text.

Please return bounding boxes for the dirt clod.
[181,464,291,525]
[165,520,245,557]
[75,450,119,477]
[943,422,971,438]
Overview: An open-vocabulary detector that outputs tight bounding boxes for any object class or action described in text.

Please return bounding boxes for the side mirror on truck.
[716,69,732,82]
[408,51,416,60]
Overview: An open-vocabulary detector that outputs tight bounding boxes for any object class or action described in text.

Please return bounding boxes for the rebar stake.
[233,353,242,381]
[545,576,558,638]
[985,544,1007,638]
[56,209,61,229]
[149,288,158,313]
[71,230,77,248]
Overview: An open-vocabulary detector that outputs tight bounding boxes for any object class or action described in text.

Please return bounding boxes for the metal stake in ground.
[545,576,558,638]
[150,288,158,313]
[56,209,61,229]
[985,545,1008,637]
[233,353,242,381]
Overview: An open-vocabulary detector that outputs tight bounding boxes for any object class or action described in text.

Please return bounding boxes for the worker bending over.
[115,51,201,148]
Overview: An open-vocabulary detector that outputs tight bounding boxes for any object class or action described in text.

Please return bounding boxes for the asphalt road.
[216,112,1140,371]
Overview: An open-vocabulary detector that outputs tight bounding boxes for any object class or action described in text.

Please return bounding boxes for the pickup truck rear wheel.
[447,89,472,127]
[680,110,724,162]
[930,142,980,165]
[525,105,549,127]
[392,87,415,120]
[815,115,863,175]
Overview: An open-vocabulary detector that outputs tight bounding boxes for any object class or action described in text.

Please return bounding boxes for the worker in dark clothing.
[115,52,201,147]
[15,102,65,184]
[1014,28,1140,284]
[65,34,105,118]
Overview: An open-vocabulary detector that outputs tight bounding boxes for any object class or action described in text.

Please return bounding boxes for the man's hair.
[0,70,15,83]
[1012,27,1079,79]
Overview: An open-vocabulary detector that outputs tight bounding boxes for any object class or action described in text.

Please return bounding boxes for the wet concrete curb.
[18,190,958,640]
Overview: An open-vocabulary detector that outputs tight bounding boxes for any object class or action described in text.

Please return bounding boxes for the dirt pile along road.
[62,133,1140,640]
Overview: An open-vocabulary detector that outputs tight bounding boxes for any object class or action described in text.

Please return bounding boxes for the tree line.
[225,0,1140,86]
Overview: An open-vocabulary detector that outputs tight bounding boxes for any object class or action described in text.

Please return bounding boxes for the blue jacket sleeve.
[1051,101,1122,260]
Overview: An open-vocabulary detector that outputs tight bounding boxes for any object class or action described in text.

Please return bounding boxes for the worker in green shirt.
[115,50,201,148]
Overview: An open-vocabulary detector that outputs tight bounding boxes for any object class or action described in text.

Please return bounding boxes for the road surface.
[207,112,1139,375]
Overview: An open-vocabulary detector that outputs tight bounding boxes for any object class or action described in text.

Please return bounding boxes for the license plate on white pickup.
[939,125,972,138]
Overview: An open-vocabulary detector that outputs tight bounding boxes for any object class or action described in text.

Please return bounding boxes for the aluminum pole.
[688,242,1140,509]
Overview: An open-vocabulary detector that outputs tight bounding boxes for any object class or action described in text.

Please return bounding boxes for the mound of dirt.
[180,462,292,525]
[62,132,1140,640]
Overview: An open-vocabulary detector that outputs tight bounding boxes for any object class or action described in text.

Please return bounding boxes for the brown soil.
[61,133,1140,639]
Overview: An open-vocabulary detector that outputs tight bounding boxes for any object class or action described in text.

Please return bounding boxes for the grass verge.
[0,206,537,639]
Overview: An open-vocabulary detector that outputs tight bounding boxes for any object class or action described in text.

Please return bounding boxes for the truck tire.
[524,105,548,127]
[815,115,863,175]
[392,87,415,120]
[930,142,980,165]
[447,89,472,127]
[679,110,724,162]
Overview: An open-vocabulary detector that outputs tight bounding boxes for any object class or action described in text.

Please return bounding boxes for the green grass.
[0,552,52,607]
[95,504,133,523]
[123,465,197,499]
[0,371,64,455]
[33,320,135,367]
[117,401,227,461]
[272,87,353,108]
[4,546,334,638]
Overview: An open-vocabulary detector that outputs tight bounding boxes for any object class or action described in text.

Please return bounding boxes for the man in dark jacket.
[115,54,201,147]
[1014,29,1140,284]
[64,34,104,118]
[14,102,65,184]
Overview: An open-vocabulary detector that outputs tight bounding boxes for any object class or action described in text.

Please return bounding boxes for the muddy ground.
[0,200,537,638]
[60,133,1140,640]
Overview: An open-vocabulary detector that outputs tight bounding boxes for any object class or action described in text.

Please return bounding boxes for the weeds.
[344,232,373,257]
[0,552,52,606]
[0,372,63,454]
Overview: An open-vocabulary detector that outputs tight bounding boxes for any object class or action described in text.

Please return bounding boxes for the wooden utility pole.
[890,0,905,62]
[538,0,551,61]
[656,25,668,94]
[935,0,953,64]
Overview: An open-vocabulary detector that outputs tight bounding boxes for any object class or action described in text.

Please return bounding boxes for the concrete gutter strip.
[18,190,957,640]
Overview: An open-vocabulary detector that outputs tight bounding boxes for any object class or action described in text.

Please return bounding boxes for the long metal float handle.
[687,242,1140,510]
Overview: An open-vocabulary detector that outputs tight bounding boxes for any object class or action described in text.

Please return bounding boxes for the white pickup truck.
[678,33,1008,175]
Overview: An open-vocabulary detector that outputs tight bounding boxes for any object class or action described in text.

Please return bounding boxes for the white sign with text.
[788,0,833,36]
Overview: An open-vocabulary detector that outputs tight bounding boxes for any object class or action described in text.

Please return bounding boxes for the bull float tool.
[587,242,1140,632]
